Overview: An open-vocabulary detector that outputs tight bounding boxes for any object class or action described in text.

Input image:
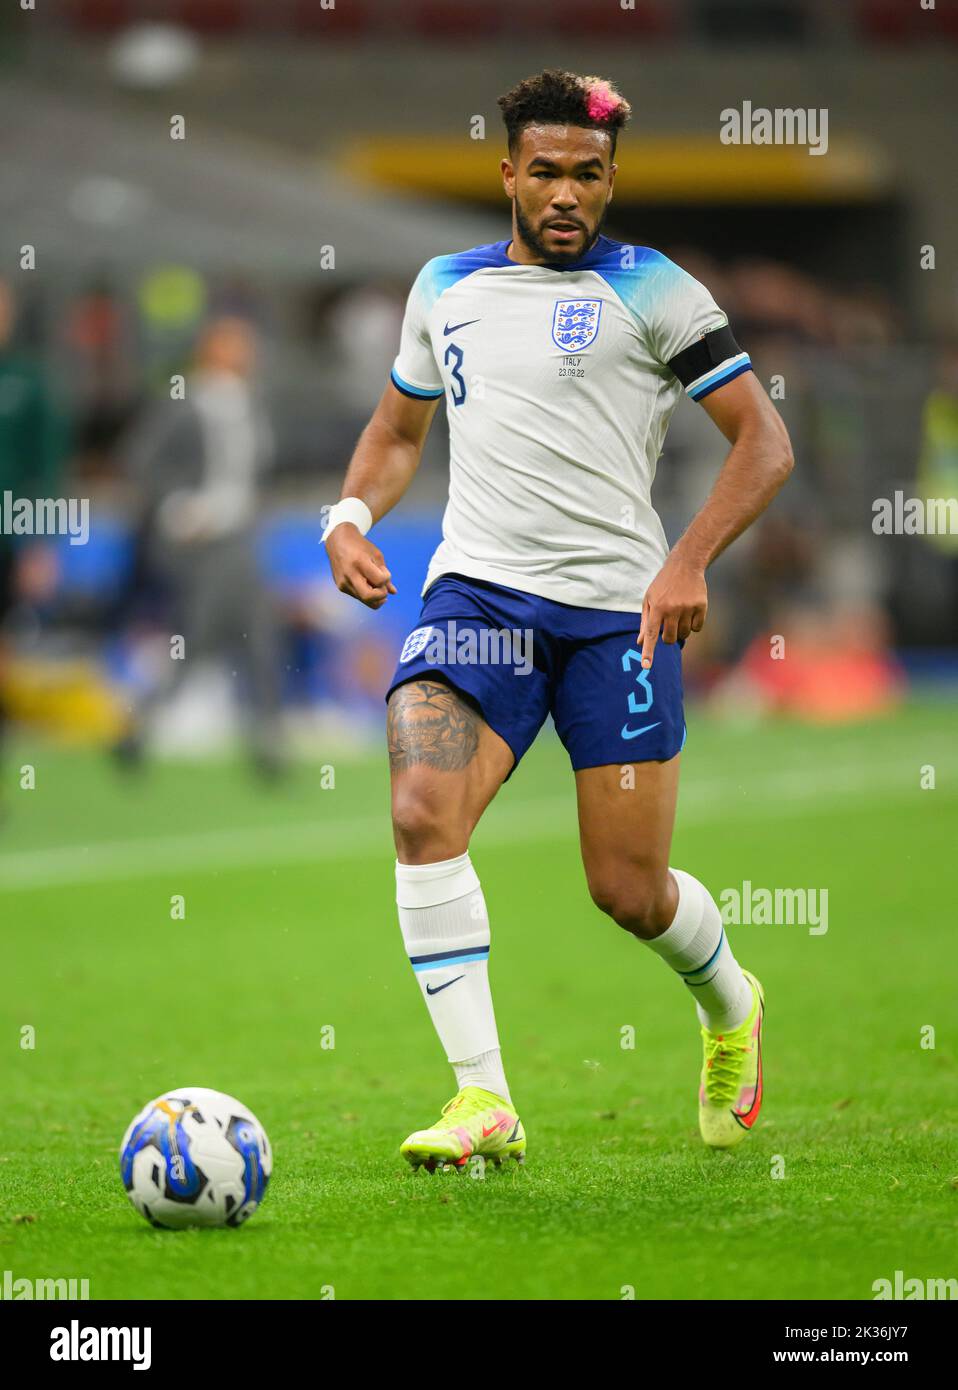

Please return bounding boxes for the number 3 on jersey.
[444,342,467,406]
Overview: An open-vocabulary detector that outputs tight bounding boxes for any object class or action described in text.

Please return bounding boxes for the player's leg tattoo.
[387,679,481,773]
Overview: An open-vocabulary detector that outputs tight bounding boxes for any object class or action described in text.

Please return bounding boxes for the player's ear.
[607,163,617,203]
[501,156,516,196]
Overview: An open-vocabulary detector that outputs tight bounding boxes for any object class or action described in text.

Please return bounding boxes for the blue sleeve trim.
[689,359,752,401]
[390,368,444,401]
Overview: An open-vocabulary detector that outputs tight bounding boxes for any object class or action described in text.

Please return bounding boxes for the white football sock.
[453,1049,510,1100]
[396,853,511,1103]
[643,867,753,1032]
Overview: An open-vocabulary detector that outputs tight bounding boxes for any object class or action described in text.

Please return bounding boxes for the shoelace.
[436,1089,504,1132]
[703,1032,751,1105]
[435,1091,474,1130]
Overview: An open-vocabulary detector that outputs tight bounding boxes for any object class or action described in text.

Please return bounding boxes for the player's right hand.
[325,524,397,610]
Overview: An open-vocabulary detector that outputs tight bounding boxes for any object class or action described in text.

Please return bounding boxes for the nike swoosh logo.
[443,319,480,335]
[620,720,661,740]
[482,1120,506,1137]
[734,1007,764,1129]
[425,975,464,995]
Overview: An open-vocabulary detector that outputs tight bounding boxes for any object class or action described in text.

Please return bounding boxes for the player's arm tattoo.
[387,680,481,772]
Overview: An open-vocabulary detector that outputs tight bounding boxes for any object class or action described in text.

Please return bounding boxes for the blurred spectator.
[0,277,68,793]
[116,315,284,777]
[710,600,906,723]
[912,337,958,643]
[136,264,209,396]
[728,259,832,344]
[916,339,958,557]
[62,278,137,463]
[326,281,405,414]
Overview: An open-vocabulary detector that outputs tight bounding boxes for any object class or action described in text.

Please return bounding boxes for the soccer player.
[323,70,793,1168]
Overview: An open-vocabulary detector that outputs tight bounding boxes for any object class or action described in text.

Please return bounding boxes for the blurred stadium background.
[0,0,956,777]
[3,0,958,1304]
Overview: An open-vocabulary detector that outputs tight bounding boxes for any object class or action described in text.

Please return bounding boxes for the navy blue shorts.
[385,573,686,776]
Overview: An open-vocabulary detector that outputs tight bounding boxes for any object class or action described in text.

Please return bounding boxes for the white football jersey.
[391,236,751,612]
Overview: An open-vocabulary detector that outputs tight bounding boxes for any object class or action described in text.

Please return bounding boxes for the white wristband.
[321,497,373,545]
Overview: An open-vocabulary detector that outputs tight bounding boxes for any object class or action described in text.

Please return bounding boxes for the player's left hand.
[638,555,708,669]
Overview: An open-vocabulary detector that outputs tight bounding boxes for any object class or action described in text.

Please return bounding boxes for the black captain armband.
[667,325,752,402]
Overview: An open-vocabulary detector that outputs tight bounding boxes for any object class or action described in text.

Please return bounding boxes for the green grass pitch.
[2,701,956,1300]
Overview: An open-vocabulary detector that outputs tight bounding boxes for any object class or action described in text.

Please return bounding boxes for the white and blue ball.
[119,1087,271,1230]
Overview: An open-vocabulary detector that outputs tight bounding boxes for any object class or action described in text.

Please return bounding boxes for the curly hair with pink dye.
[497,68,632,157]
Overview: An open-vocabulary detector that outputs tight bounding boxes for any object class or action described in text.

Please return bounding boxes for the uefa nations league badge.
[552,299,602,351]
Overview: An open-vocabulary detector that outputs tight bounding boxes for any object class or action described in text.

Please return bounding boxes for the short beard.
[513,196,607,264]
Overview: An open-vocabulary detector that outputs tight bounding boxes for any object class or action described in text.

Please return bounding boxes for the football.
[119,1087,271,1230]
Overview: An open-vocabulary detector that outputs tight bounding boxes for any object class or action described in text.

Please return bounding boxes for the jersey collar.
[497,234,616,272]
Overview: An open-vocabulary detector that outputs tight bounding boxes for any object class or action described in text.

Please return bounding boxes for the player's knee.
[589,873,672,940]
[391,774,467,862]
[391,780,441,852]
